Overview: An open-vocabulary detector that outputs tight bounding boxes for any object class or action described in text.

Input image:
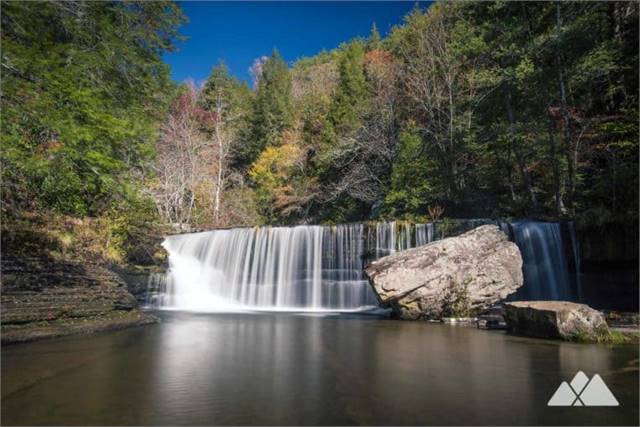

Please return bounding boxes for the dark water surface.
[2,311,638,426]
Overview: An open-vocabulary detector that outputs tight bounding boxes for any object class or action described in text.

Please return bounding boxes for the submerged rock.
[364,225,523,320]
[504,301,611,341]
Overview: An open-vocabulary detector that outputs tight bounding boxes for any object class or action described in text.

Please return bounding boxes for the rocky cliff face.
[1,255,156,344]
[364,225,523,320]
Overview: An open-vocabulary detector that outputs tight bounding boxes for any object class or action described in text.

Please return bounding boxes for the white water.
[149,219,581,312]
[150,221,446,312]
[509,220,576,301]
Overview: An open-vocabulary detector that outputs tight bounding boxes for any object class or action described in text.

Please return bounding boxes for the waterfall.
[509,220,574,301]
[153,222,441,312]
[415,223,436,246]
[151,219,581,312]
[145,272,166,308]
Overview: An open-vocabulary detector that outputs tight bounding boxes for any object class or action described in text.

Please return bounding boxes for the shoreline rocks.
[364,225,523,320]
[504,300,612,342]
[1,310,157,345]
[1,255,157,344]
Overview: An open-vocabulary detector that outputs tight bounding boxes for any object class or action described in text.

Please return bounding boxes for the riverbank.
[1,310,156,345]
[1,213,164,344]
[0,254,158,345]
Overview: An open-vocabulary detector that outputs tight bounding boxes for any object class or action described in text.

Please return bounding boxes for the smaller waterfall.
[145,273,167,308]
[374,222,396,257]
[415,223,436,246]
[510,221,573,300]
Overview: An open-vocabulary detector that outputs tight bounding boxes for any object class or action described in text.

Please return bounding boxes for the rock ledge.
[504,300,611,341]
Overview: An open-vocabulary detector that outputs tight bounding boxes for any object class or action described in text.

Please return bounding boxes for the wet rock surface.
[109,263,166,303]
[364,225,523,320]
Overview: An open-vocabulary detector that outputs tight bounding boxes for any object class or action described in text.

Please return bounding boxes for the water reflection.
[2,312,638,426]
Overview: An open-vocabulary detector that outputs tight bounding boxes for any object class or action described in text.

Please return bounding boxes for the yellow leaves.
[248,143,305,221]
[248,143,302,191]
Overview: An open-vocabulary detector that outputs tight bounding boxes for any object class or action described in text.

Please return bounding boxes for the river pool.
[2,311,638,425]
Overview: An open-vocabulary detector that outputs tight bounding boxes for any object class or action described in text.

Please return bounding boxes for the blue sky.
[164,1,430,85]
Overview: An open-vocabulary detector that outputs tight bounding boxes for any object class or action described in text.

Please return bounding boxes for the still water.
[2,311,638,426]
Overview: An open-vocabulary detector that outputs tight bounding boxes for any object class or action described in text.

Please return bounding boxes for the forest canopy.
[2,1,638,238]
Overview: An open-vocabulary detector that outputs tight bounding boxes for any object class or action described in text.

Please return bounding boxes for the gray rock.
[364,225,523,320]
[504,300,610,341]
[1,255,157,344]
[477,315,508,330]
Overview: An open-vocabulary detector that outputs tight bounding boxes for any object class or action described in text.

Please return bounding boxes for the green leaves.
[240,50,294,168]
[327,41,369,137]
[2,1,185,217]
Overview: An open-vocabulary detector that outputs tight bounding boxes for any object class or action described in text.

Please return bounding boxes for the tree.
[200,63,251,225]
[326,41,369,137]
[1,1,185,217]
[461,1,638,220]
[321,48,399,212]
[388,3,490,214]
[249,143,305,223]
[383,124,437,218]
[150,83,215,227]
[238,50,293,168]
[367,22,382,51]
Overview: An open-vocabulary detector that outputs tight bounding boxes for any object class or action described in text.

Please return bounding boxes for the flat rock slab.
[365,225,523,320]
[504,300,610,341]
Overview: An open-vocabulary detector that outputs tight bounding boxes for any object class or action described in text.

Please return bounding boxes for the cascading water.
[153,221,443,312]
[508,220,576,301]
[151,219,581,312]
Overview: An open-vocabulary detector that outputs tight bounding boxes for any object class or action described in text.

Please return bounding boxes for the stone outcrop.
[364,225,523,320]
[504,301,611,341]
[1,255,157,344]
[110,263,166,303]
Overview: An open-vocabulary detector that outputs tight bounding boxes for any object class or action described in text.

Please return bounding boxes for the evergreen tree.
[327,41,369,136]
[200,62,251,125]
[367,22,382,51]
[383,124,438,219]
[1,1,185,216]
[238,50,293,168]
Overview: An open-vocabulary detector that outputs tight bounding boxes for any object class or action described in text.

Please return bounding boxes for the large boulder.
[504,301,610,341]
[364,225,523,320]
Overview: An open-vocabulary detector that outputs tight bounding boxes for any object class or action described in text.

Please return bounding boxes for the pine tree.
[239,50,293,168]
[368,22,382,51]
[200,62,251,124]
[327,41,369,137]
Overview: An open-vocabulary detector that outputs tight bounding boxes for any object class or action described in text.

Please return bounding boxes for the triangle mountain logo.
[547,371,619,406]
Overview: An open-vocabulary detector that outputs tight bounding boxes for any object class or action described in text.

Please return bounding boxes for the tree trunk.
[213,122,222,225]
[547,115,565,216]
[556,1,573,215]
